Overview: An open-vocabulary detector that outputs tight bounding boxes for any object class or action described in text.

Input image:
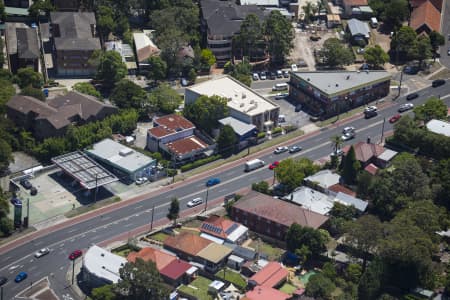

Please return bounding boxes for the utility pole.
[26,197,30,228]
[398,70,403,97]
[204,187,209,212]
[380,117,386,144]
[72,259,75,285]
[94,173,99,203]
[1,286,3,300]
[150,204,155,232]
[272,168,276,185]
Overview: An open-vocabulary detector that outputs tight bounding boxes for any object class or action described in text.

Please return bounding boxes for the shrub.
[272,127,283,135]
[283,125,298,133]
[257,132,266,139]
[180,155,222,172]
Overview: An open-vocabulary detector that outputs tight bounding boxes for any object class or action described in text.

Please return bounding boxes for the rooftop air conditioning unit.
[119,148,133,156]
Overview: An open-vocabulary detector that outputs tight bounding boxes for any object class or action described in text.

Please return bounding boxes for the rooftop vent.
[101,253,105,257]
[346,75,350,80]
[119,148,133,156]
[336,83,339,87]
[242,92,246,99]
[307,78,310,81]
[240,103,245,107]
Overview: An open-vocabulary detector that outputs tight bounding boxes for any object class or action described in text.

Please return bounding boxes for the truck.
[244,159,265,172]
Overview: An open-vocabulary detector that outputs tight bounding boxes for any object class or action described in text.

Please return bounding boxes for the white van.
[272,83,288,91]
[370,17,378,28]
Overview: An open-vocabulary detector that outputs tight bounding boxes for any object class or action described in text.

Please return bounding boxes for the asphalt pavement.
[1,82,450,300]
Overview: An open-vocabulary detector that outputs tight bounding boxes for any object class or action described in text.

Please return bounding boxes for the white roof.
[240,0,279,5]
[83,245,127,284]
[304,170,340,188]
[133,32,157,51]
[334,192,368,212]
[187,76,278,117]
[186,266,198,275]
[286,186,334,215]
[226,224,248,243]
[426,119,450,137]
[377,149,398,161]
[219,117,256,136]
[209,280,225,290]
[200,232,225,244]
[228,254,245,263]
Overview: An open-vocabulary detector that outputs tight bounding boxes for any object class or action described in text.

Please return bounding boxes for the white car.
[364,105,377,112]
[274,146,289,154]
[398,103,414,112]
[252,73,259,80]
[34,248,50,258]
[187,197,203,207]
[135,177,148,185]
[342,126,355,134]
[291,64,298,72]
[341,132,355,141]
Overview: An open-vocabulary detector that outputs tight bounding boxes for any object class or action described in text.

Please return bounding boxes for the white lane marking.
[134,205,143,210]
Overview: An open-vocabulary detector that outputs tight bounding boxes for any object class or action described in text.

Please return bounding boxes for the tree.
[156,27,188,74]
[390,26,417,63]
[73,82,102,98]
[148,84,181,114]
[429,31,445,60]
[167,197,180,225]
[228,60,252,87]
[251,181,270,194]
[358,259,384,300]
[110,79,148,110]
[217,125,237,157]
[0,2,5,22]
[363,45,389,68]
[381,0,409,28]
[16,67,43,88]
[306,273,336,300]
[237,14,264,61]
[302,1,316,23]
[91,284,117,300]
[95,51,127,87]
[115,258,169,299]
[346,263,363,283]
[264,10,295,64]
[20,86,45,101]
[276,158,319,192]
[199,49,216,69]
[320,38,354,68]
[183,95,229,134]
[322,262,337,280]
[0,139,13,175]
[147,56,167,82]
[413,96,447,122]
[286,223,328,257]
[28,0,54,19]
[330,135,343,154]
[96,6,115,40]
[0,79,16,113]
[415,35,432,68]
[341,146,361,185]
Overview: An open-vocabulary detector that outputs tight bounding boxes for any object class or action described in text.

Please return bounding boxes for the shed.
[227,254,245,270]
[347,18,371,39]
[208,280,225,294]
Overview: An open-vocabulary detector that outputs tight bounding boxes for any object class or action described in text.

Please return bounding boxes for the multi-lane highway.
[1,83,450,299]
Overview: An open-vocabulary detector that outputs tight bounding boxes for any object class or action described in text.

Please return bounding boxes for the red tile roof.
[343,0,368,6]
[249,262,289,288]
[328,184,357,197]
[200,215,237,239]
[246,286,290,300]
[164,232,212,257]
[160,258,192,280]
[410,0,441,33]
[233,191,329,229]
[166,136,208,155]
[127,247,176,271]
[149,114,195,138]
[410,0,442,11]
[364,163,379,175]
[343,142,385,163]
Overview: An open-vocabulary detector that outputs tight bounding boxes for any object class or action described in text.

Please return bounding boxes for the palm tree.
[330,135,343,154]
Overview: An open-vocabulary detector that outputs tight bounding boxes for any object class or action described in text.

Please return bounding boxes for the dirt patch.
[370,29,391,53]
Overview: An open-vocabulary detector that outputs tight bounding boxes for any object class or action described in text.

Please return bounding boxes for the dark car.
[289,146,302,153]
[364,110,378,119]
[403,66,419,75]
[0,276,7,286]
[406,93,418,100]
[30,187,38,196]
[69,250,82,260]
[269,72,276,80]
[432,79,445,87]
[20,179,32,190]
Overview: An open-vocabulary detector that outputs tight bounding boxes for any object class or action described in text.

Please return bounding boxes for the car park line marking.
[124,223,134,228]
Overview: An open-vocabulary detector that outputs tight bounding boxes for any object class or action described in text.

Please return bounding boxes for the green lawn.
[279,283,297,294]
[178,277,213,300]
[215,268,247,290]
[248,240,285,261]
[148,232,170,242]
[111,245,133,257]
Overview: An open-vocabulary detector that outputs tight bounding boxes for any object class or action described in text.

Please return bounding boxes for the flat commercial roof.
[86,139,155,174]
[83,245,127,284]
[187,76,278,117]
[51,151,118,189]
[292,71,391,97]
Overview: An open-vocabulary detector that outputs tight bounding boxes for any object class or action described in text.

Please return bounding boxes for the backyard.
[178,276,214,300]
[248,239,285,261]
[215,268,247,290]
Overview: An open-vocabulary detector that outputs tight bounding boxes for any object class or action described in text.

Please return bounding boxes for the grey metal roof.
[223,242,257,261]
[291,70,391,96]
[285,186,334,215]
[85,139,156,174]
[334,192,368,212]
[219,117,256,136]
[347,18,370,37]
[304,170,340,189]
[16,28,40,59]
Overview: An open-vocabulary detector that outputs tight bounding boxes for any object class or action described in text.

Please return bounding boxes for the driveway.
[268,95,311,128]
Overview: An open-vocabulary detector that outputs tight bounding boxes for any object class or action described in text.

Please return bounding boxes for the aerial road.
[1,83,450,299]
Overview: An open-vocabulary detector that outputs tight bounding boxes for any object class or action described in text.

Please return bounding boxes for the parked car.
[69,250,82,260]
[275,93,289,100]
[403,66,419,75]
[14,272,27,283]
[34,248,50,258]
[268,161,280,170]
[291,64,298,72]
[331,149,344,157]
[274,146,288,154]
[283,70,290,78]
[180,78,188,87]
[342,132,355,141]
[398,103,414,112]
[20,179,32,189]
[135,177,148,185]
[30,187,38,196]
[269,72,276,80]
[252,73,259,80]
[297,60,307,67]
[389,114,402,123]
[289,146,302,153]
[448,47,450,56]
[295,104,302,112]
[276,70,283,78]
[364,110,378,118]
[259,72,267,80]
[206,178,221,187]
[187,197,203,207]
[342,126,355,134]
[0,276,7,286]
[406,93,418,100]
[432,79,445,87]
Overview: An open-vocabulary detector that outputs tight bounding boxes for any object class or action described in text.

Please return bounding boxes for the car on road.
[14,272,27,283]
[283,70,289,78]
[268,161,279,170]
[331,149,344,157]
[187,197,203,207]
[295,104,302,112]
[342,132,355,141]
[398,103,414,112]
[364,105,377,112]
[275,93,289,100]
[364,110,378,119]
[289,146,302,153]
[0,276,7,286]
[276,70,283,78]
[69,250,82,260]
[206,178,221,187]
[406,93,418,100]
[448,47,450,56]
[252,73,259,80]
[34,248,50,258]
[259,72,267,80]
[291,64,298,72]
[389,114,402,123]
[20,179,32,189]
[432,79,445,87]
[274,146,288,154]
[342,127,355,134]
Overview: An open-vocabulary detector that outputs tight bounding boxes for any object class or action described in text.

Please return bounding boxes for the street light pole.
[204,187,209,212]
[94,173,99,203]
[380,117,386,144]
[150,204,155,232]
[72,259,75,285]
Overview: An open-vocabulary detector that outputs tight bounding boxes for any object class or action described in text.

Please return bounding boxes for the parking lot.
[268,94,312,128]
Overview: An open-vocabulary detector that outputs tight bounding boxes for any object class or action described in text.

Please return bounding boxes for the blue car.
[15,272,27,283]
[206,178,220,187]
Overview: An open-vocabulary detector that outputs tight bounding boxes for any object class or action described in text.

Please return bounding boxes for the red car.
[69,250,82,260]
[268,161,280,170]
[389,114,401,123]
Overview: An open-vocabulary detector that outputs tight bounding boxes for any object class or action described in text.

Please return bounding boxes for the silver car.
[398,103,414,112]
[187,197,203,207]
[34,248,50,258]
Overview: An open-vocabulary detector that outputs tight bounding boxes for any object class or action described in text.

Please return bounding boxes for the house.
[82,245,127,288]
[303,169,340,193]
[6,92,117,140]
[426,119,450,137]
[342,0,372,17]
[410,0,441,35]
[245,285,291,300]
[364,163,379,175]
[196,243,233,273]
[240,0,279,6]
[223,242,258,261]
[227,255,245,270]
[342,141,397,168]
[133,31,160,69]
[105,41,137,74]
[219,117,258,148]
[248,261,288,288]
[127,247,176,270]
[50,12,101,76]
[231,191,329,240]
[164,232,213,262]
[85,139,157,183]
[347,18,371,44]
[328,183,357,197]
[185,76,280,132]
[332,192,368,212]
[289,71,391,118]
[5,23,40,73]
[285,186,335,215]
[199,215,249,245]
[200,0,269,66]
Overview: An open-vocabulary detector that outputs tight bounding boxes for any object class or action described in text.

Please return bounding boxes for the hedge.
[257,132,266,139]
[180,154,222,172]
[272,127,282,135]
